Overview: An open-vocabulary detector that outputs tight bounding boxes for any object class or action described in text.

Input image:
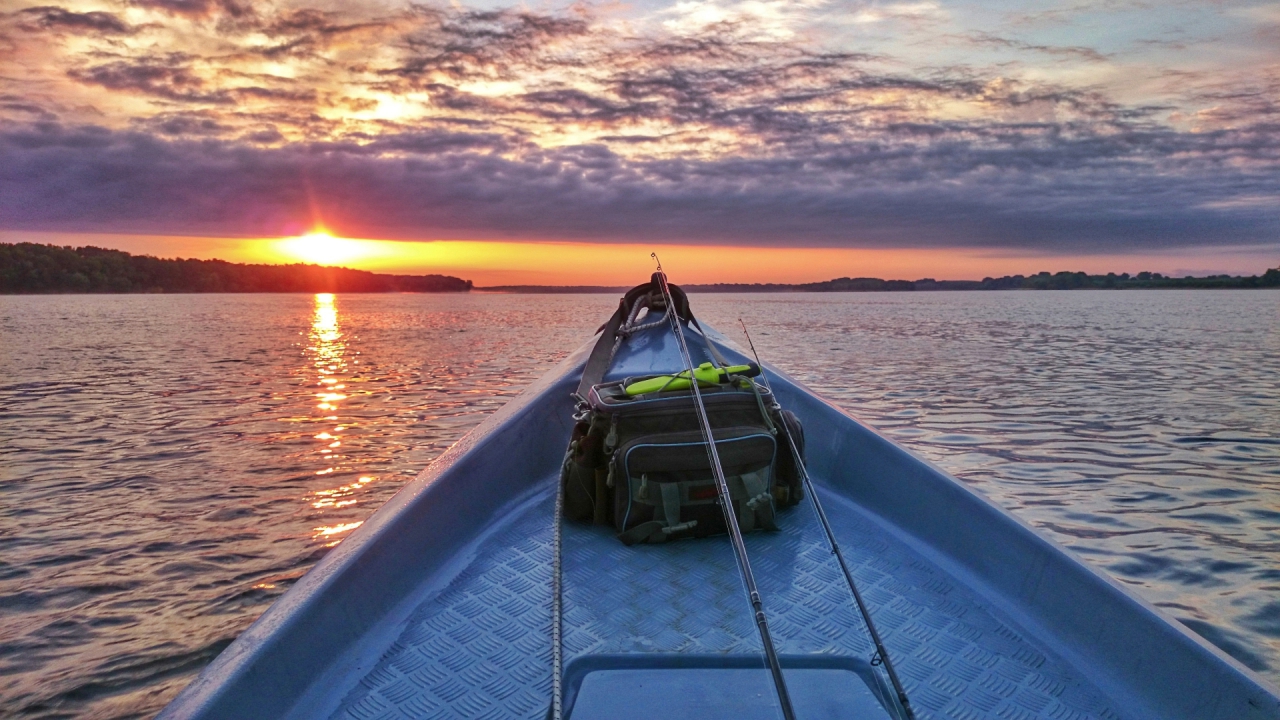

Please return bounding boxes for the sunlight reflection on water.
[306,293,368,541]
[0,290,1277,717]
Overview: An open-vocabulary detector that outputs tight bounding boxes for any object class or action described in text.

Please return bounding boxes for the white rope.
[620,297,669,336]
[551,469,564,720]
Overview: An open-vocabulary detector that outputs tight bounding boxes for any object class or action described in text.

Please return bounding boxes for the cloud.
[4,116,1277,250]
[68,57,230,103]
[959,32,1109,62]
[13,6,133,34]
[0,1,1277,252]
[131,0,251,19]
[136,111,230,136]
[847,1,945,25]
[660,0,830,41]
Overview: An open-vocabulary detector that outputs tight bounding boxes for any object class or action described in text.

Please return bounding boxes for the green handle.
[624,362,760,395]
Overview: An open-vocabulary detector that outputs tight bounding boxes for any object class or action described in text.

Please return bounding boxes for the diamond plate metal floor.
[327,482,1127,720]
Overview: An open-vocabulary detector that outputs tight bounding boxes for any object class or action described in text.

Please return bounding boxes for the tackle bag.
[560,276,806,545]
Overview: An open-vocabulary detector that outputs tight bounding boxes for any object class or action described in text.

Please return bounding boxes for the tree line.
[916,270,1280,291]
[4,242,1275,294]
[672,269,1280,292]
[0,243,472,294]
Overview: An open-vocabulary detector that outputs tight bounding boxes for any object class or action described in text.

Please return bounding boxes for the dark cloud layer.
[1,1,1277,249]
[15,5,132,34]
[6,118,1277,249]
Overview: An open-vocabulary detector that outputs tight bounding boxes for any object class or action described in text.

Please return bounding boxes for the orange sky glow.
[6,231,1273,287]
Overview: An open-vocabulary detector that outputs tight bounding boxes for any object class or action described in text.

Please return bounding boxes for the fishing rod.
[738,319,916,720]
[651,256,796,720]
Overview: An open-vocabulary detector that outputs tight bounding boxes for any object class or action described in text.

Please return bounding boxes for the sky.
[1,0,1277,284]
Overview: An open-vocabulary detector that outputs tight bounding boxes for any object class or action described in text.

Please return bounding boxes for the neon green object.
[624,362,760,395]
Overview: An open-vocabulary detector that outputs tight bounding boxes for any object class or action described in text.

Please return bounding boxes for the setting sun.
[274,232,372,267]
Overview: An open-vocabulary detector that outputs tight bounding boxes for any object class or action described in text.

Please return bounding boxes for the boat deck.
[324,476,1126,720]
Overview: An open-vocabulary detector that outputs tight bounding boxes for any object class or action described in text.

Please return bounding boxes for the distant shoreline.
[3,242,1276,293]
[1,242,471,294]
[480,269,1280,293]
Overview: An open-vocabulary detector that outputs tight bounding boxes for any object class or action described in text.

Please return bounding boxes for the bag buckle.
[662,520,697,535]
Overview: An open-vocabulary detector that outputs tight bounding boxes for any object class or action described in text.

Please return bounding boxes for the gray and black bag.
[561,277,805,545]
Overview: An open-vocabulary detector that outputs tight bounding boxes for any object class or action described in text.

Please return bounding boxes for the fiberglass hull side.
[709,325,1278,720]
[765,364,1279,719]
[159,326,1280,720]
[157,340,591,720]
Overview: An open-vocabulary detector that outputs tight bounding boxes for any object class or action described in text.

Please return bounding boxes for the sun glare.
[275,231,370,267]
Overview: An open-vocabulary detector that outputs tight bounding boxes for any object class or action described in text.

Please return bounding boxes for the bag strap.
[660,482,681,527]
[574,274,728,400]
[574,297,631,401]
[617,520,665,545]
[689,320,730,368]
[616,481,699,546]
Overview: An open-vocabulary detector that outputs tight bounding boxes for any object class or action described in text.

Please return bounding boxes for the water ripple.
[697,290,1280,677]
[0,293,614,718]
[1,289,1277,717]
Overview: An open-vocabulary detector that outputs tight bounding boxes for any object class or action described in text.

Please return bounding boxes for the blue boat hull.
[159,321,1280,719]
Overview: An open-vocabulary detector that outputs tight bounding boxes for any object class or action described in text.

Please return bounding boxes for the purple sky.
[1,0,1277,267]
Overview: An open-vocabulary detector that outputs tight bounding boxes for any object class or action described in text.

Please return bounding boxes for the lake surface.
[1,290,1277,718]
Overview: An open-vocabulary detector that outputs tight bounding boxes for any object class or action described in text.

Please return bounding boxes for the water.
[1,290,1277,717]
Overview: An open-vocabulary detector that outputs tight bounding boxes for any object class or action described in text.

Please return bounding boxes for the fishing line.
[651,255,796,720]
[738,319,916,720]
